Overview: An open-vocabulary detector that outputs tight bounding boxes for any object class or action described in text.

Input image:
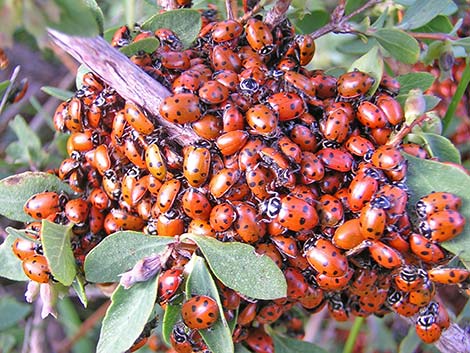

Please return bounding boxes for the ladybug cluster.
[13,9,469,352]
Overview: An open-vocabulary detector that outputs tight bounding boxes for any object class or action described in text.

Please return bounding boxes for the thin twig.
[226,0,235,20]
[387,114,429,147]
[264,0,292,27]
[47,29,200,147]
[309,0,382,40]
[239,1,264,23]
[408,32,459,41]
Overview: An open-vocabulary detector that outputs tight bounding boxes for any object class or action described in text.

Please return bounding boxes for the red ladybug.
[22,254,51,283]
[159,93,201,124]
[24,191,63,220]
[304,238,349,277]
[181,295,219,330]
[415,191,462,219]
[337,70,375,99]
[157,268,184,304]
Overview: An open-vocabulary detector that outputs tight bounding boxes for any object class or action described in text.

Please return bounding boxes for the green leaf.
[0,234,28,281]
[75,64,92,90]
[41,220,76,286]
[141,9,202,49]
[72,275,88,308]
[293,10,330,34]
[423,95,441,111]
[0,80,10,96]
[8,115,47,166]
[84,232,175,283]
[0,171,72,222]
[411,132,461,163]
[235,344,252,353]
[399,0,456,30]
[0,296,31,330]
[404,154,470,258]
[0,333,16,353]
[397,72,435,95]
[97,280,158,353]
[41,86,74,101]
[272,332,328,353]
[82,0,104,34]
[399,326,421,353]
[103,26,122,43]
[413,15,453,34]
[119,37,159,57]
[372,29,419,64]
[185,256,233,353]
[47,0,100,37]
[161,302,182,345]
[348,45,383,96]
[443,61,470,132]
[183,235,286,300]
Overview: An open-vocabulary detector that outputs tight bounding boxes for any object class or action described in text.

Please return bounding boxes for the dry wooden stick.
[47,29,200,147]
[264,0,292,27]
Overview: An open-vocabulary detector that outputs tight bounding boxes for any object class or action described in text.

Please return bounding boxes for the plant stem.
[125,0,135,30]
[442,60,470,133]
[342,316,365,353]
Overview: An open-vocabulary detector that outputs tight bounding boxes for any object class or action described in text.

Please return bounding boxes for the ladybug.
[124,102,154,135]
[7,78,29,104]
[109,208,145,231]
[332,218,364,250]
[222,105,244,132]
[299,285,325,310]
[379,73,401,95]
[238,138,265,171]
[22,254,51,283]
[182,188,212,221]
[24,191,63,220]
[156,178,181,213]
[375,93,404,126]
[356,101,388,129]
[233,202,266,243]
[317,148,353,172]
[316,194,344,227]
[183,146,211,187]
[245,326,274,353]
[192,113,223,140]
[216,130,249,156]
[409,232,447,264]
[209,203,236,232]
[294,34,315,66]
[209,168,241,198]
[170,323,194,353]
[387,290,420,317]
[315,268,354,291]
[12,236,40,260]
[157,268,184,304]
[159,50,191,71]
[368,240,403,269]
[237,302,258,326]
[278,135,302,164]
[267,92,306,121]
[89,206,105,234]
[426,301,450,330]
[245,104,278,136]
[64,97,84,132]
[304,238,349,277]
[310,71,337,99]
[402,142,428,159]
[198,80,230,104]
[371,145,404,171]
[211,19,243,43]
[271,235,299,258]
[89,187,110,211]
[111,25,131,47]
[64,198,90,224]
[290,124,318,152]
[320,109,350,143]
[211,45,242,72]
[145,144,167,182]
[246,167,272,200]
[409,278,435,307]
[255,302,284,325]
[159,93,201,124]
[359,201,387,240]
[358,286,388,313]
[245,18,274,54]
[415,312,442,344]
[428,267,470,284]
[153,211,185,236]
[327,294,349,321]
[255,243,283,268]
[420,210,466,242]
[350,268,378,295]
[415,191,462,219]
[300,151,325,184]
[277,195,319,232]
[336,70,375,99]
[394,265,426,292]
[181,295,219,330]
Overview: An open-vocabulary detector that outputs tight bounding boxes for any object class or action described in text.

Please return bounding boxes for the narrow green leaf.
[412,133,461,163]
[398,326,421,353]
[272,332,328,353]
[97,280,158,353]
[6,227,41,243]
[141,9,202,49]
[348,45,383,96]
[404,154,470,258]
[41,86,74,101]
[183,234,286,300]
[57,298,94,353]
[119,37,159,57]
[84,232,175,283]
[413,15,453,34]
[103,26,122,43]
[72,275,88,308]
[0,296,31,330]
[0,172,72,222]
[48,0,100,37]
[41,220,76,286]
[372,29,419,64]
[397,72,435,95]
[399,0,456,30]
[0,234,28,281]
[82,0,104,34]
[161,302,182,345]
[443,61,470,132]
[235,344,252,353]
[185,256,233,353]
[0,80,10,95]
[8,115,46,165]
